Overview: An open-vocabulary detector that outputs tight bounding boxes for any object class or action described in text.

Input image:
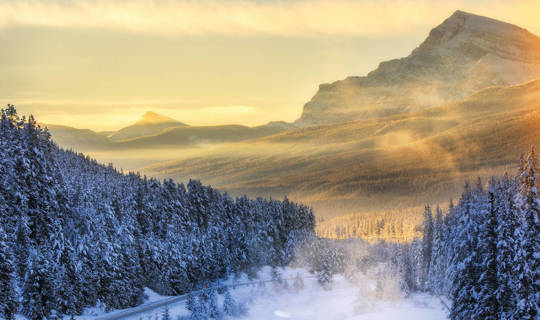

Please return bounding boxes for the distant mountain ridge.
[45,111,293,153]
[295,10,540,126]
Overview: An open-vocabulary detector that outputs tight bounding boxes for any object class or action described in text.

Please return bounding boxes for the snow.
[236,271,447,320]
[95,267,447,320]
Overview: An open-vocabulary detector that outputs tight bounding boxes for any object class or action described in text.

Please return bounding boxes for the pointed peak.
[414,10,536,55]
[142,111,161,118]
[441,10,527,35]
[137,111,184,125]
[449,10,475,19]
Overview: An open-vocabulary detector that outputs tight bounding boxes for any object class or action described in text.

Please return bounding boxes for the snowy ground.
[79,267,447,320]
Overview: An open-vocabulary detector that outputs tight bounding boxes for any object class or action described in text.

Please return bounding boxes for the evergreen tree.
[223,290,237,317]
[494,175,519,319]
[0,224,17,320]
[513,148,540,319]
[450,183,478,320]
[421,205,433,289]
[475,180,500,319]
[428,205,445,295]
[22,250,54,320]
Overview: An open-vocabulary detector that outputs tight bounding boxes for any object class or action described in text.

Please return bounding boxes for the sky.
[1,0,539,131]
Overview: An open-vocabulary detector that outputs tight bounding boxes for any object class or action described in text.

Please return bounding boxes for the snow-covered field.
[82,267,447,320]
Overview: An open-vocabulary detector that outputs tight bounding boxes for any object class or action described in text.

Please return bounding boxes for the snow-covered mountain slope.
[295,10,540,126]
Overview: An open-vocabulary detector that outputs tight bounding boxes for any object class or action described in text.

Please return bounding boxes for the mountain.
[44,124,110,151]
[45,112,293,168]
[108,111,188,141]
[109,123,290,149]
[142,79,540,217]
[295,10,540,126]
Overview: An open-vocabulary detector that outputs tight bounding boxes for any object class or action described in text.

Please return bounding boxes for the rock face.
[295,10,540,126]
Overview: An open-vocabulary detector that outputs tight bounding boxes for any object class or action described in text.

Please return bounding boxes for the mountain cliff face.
[295,10,540,126]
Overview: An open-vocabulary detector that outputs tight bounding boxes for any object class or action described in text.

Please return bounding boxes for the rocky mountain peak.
[413,10,540,63]
[294,11,540,127]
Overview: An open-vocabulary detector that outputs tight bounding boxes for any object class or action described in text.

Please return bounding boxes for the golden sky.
[1,0,539,131]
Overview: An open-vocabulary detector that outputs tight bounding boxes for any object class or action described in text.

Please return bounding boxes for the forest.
[0,106,315,319]
[417,151,539,319]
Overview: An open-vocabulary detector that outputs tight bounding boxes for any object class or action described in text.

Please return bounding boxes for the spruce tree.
[421,205,433,289]
[475,181,500,319]
[22,250,54,320]
[428,205,445,295]
[0,224,17,320]
[514,148,540,319]
[450,183,478,320]
[223,290,237,317]
[495,175,519,319]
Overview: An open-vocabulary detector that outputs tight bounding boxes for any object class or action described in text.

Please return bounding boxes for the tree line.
[316,208,422,243]
[0,106,315,319]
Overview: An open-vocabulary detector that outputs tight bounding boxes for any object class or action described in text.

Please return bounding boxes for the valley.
[44,11,540,221]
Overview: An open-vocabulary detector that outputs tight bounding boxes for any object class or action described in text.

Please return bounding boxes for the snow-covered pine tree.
[474,179,500,320]
[223,290,238,317]
[428,205,445,295]
[0,224,17,320]
[450,182,478,320]
[513,147,540,319]
[200,285,220,319]
[421,205,433,290]
[22,249,54,320]
[186,292,197,318]
[54,244,83,316]
[494,174,519,319]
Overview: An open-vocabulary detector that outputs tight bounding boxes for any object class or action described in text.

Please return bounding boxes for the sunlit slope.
[296,11,540,126]
[142,79,540,217]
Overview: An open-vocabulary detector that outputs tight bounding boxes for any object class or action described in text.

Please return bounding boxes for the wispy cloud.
[1,0,538,37]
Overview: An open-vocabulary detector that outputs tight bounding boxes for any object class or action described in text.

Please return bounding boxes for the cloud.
[0,0,538,37]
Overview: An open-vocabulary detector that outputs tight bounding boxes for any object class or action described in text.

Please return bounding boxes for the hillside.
[295,10,540,126]
[42,124,110,151]
[142,79,540,217]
